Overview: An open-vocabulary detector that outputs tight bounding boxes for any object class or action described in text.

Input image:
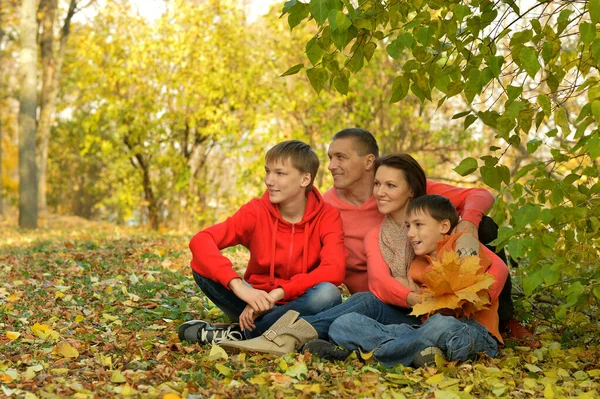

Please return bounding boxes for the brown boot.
[219,310,317,356]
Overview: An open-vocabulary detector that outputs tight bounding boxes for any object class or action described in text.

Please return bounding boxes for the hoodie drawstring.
[269,218,278,286]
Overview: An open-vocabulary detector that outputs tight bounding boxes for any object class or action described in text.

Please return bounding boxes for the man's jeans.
[302,291,421,340]
[193,271,342,338]
[329,312,499,367]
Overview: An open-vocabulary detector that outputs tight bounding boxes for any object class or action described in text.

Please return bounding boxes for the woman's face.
[373,165,414,224]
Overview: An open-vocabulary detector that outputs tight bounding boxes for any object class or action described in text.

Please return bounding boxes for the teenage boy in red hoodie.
[178,140,347,345]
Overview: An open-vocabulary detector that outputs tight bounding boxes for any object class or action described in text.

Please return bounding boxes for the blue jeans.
[329,313,499,367]
[302,291,421,340]
[192,271,342,338]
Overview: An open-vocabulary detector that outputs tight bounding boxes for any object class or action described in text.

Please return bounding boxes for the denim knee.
[302,282,342,313]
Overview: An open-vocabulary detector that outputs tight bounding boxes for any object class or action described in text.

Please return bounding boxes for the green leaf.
[452,4,471,21]
[592,286,600,300]
[486,55,504,78]
[364,42,377,62]
[537,95,551,116]
[453,157,478,176]
[310,0,333,25]
[591,100,600,121]
[507,85,522,102]
[288,2,310,29]
[519,47,541,78]
[554,107,570,134]
[523,268,544,296]
[514,204,541,228]
[480,165,502,191]
[590,0,600,24]
[452,111,471,119]
[565,282,585,307]
[306,38,325,65]
[282,0,297,15]
[333,73,349,95]
[588,136,600,159]
[306,67,329,93]
[580,22,596,46]
[280,63,304,77]
[527,139,542,154]
[390,74,410,103]
[335,11,351,32]
[386,38,404,59]
[346,47,364,72]
[464,114,477,129]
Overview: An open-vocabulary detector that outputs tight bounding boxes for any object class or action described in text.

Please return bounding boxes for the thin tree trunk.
[0,119,3,220]
[37,0,77,217]
[0,2,4,220]
[18,0,38,229]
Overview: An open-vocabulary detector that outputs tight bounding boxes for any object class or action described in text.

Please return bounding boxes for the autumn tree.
[18,0,37,228]
[283,0,600,330]
[36,0,78,217]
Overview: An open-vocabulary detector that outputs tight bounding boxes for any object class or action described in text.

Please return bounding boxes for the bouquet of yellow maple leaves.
[410,250,495,319]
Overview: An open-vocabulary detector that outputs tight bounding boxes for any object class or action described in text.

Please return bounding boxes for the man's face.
[327,138,370,190]
[264,158,310,205]
[406,210,450,258]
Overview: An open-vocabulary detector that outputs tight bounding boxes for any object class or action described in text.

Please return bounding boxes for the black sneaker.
[302,339,350,361]
[412,346,445,368]
[178,320,244,345]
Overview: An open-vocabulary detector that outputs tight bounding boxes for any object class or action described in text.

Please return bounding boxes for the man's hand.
[229,279,275,313]
[454,220,478,239]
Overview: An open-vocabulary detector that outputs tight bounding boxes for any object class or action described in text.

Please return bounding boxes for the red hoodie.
[189,187,347,301]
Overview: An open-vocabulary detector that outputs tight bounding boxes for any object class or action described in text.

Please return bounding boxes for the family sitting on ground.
[178,129,538,368]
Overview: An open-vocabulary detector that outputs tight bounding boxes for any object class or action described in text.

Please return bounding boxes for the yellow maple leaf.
[410,251,495,318]
[6,331,20,341]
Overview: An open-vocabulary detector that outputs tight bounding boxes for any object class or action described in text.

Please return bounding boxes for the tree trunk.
[18,0,38,229]
[37,0,77,217]
[0,0,5,220]
[0,118,3,220]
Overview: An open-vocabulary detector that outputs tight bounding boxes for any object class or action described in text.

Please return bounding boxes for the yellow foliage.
[410,251,495,318]
[53,341,79,358]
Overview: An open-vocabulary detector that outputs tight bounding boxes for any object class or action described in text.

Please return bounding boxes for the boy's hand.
[269,287,285,302]
[229,279,275,312]
[239,305,261,331]
[407,292,422,306]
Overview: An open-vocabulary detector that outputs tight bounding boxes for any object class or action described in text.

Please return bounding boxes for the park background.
[1,0,599,397]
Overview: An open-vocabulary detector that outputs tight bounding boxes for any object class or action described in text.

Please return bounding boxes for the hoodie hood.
[259,186,325,226]
[258,186,325,287]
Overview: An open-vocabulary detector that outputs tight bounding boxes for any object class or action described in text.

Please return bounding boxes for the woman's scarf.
[378,214,414,278]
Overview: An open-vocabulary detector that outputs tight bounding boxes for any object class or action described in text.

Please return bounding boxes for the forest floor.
[1,215,600,398]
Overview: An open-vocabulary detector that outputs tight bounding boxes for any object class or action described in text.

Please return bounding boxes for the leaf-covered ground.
[1,216,600,399]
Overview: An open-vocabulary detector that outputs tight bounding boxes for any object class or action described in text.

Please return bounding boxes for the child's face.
[264,158,310,205]
[405,210,451,258]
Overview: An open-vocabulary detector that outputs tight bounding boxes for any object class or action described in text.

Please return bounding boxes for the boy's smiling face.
[406,210,452,258]
[264,157,310,205]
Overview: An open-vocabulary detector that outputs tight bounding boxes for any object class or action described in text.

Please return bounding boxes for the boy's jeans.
[329,312,499,367]
[192,271,342,338]
[302,291,420,340]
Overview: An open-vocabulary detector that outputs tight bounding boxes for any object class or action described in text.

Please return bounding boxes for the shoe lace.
[201,325,244,344]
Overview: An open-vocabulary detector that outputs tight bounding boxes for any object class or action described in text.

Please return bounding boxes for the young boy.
[324,194,508,367]
[178,140,347,345]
